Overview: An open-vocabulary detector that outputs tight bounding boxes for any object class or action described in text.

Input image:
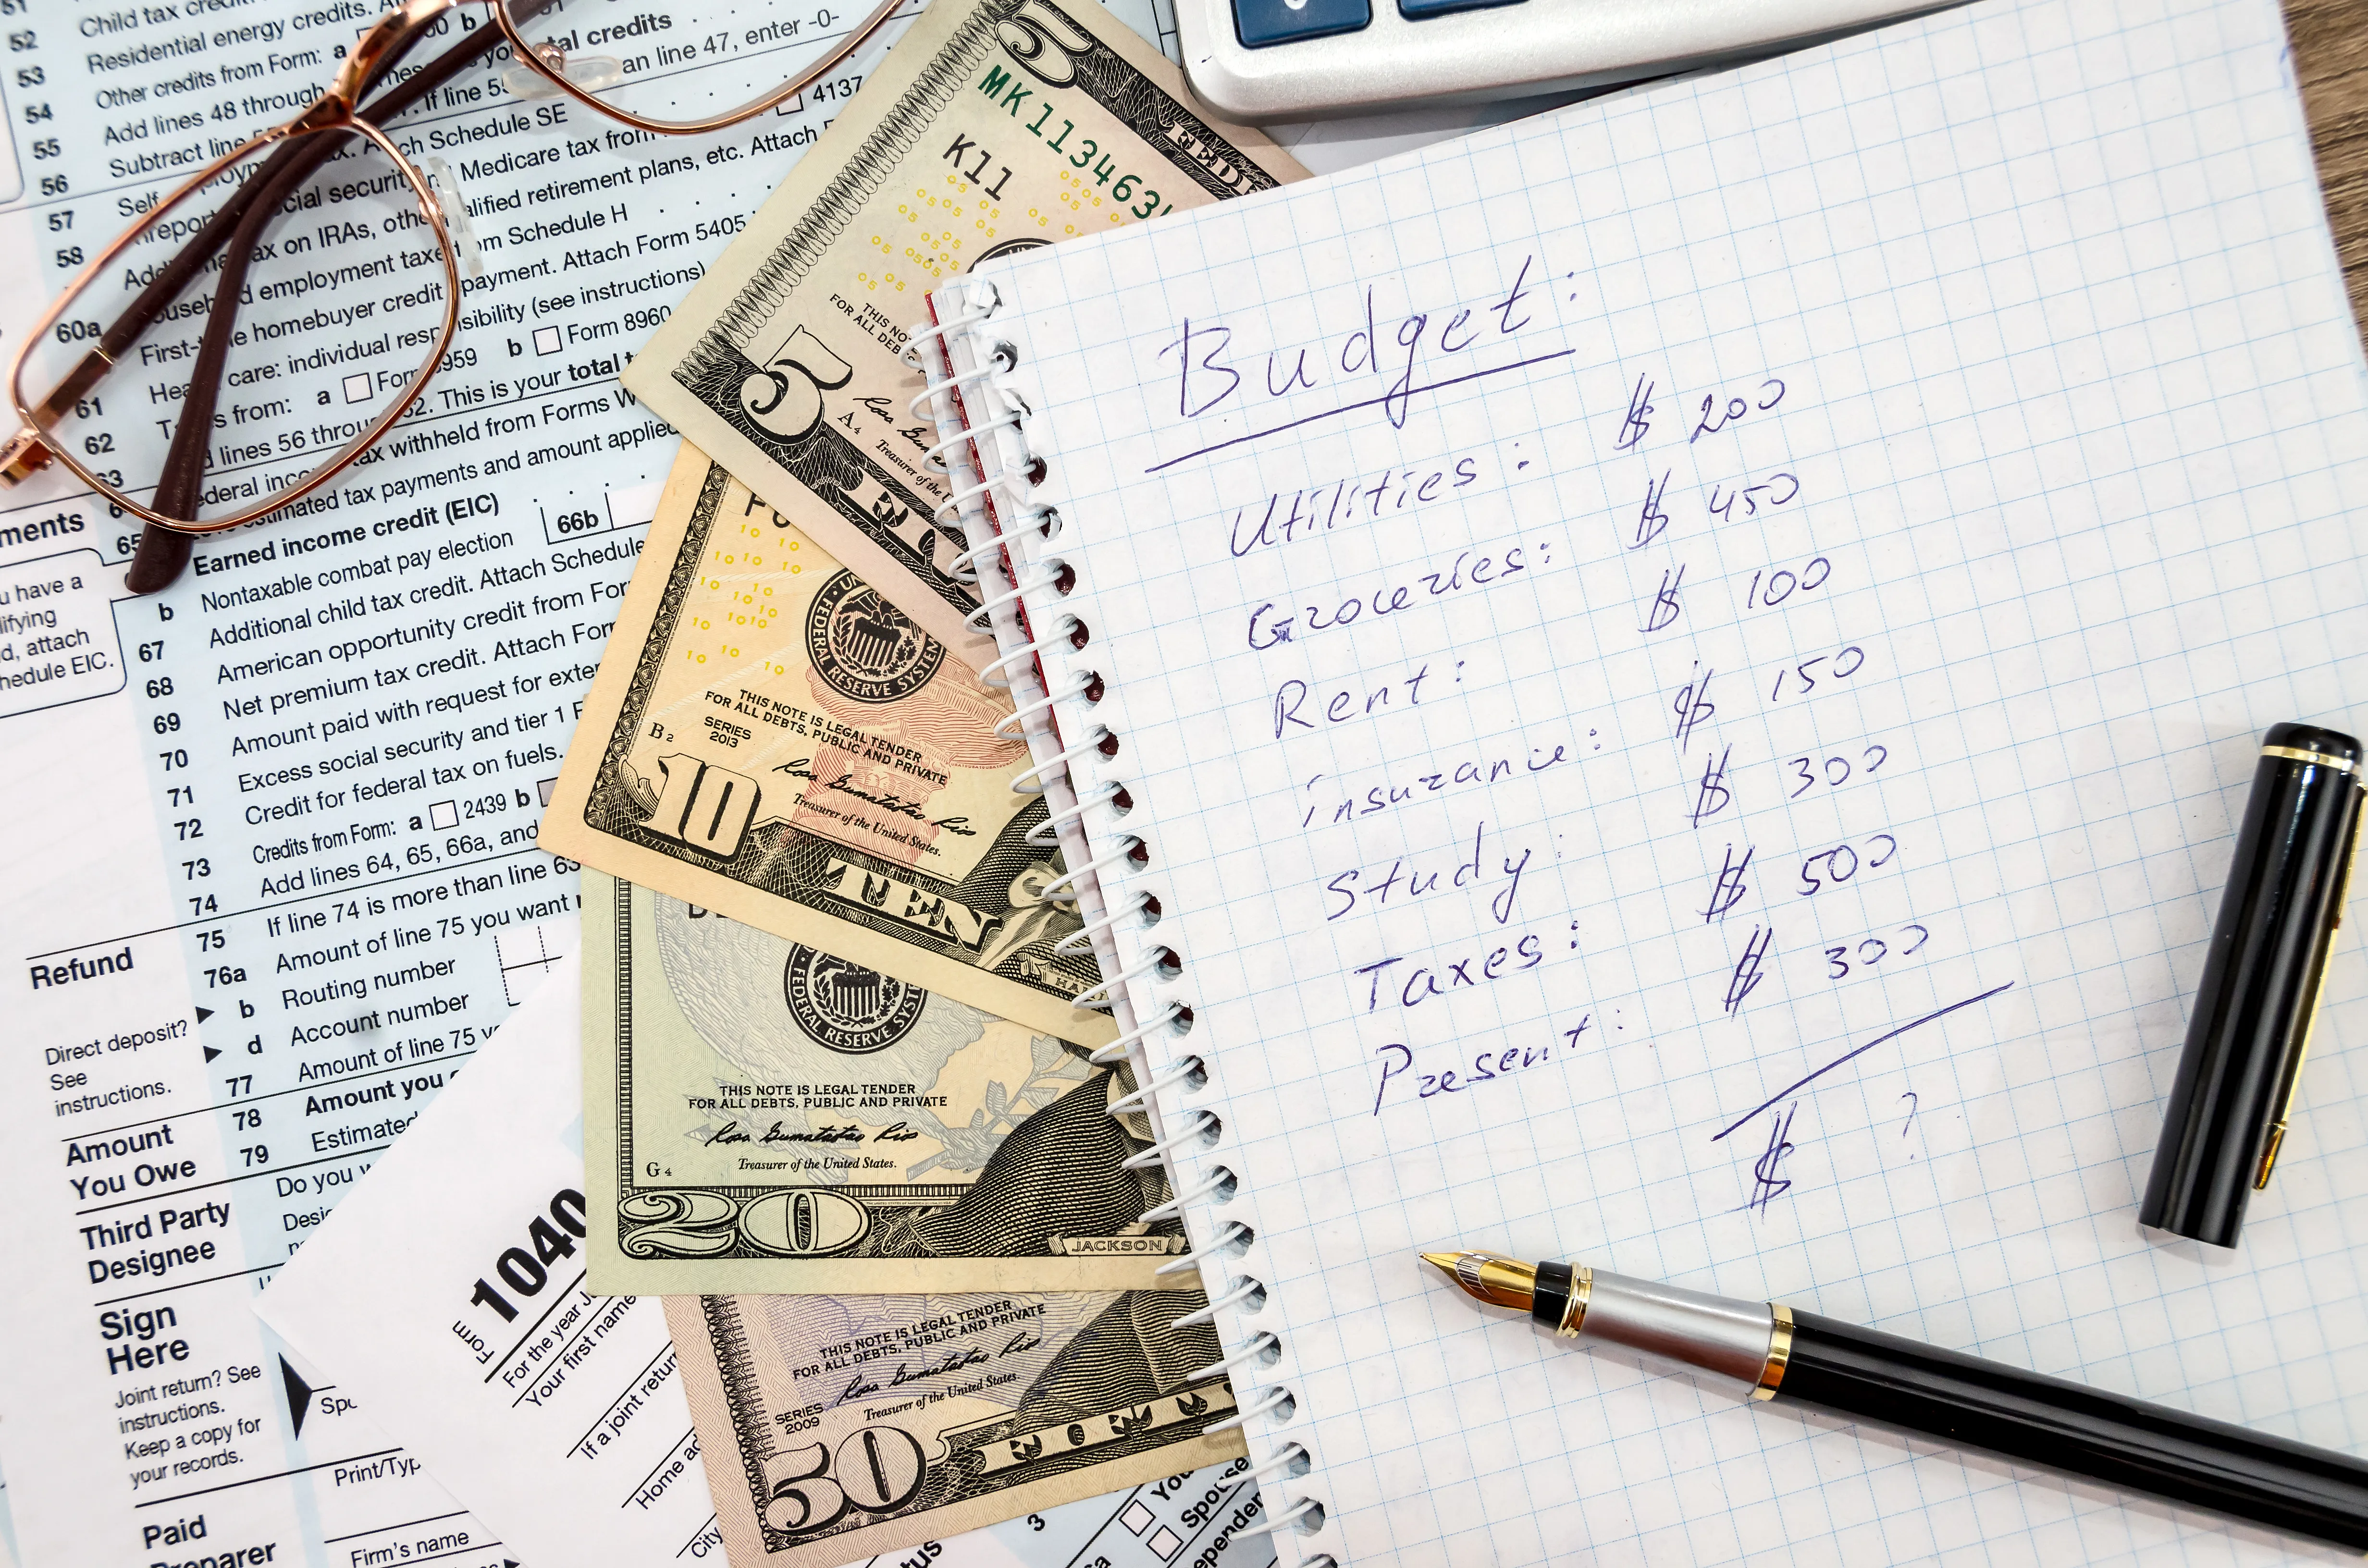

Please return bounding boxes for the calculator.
[1179,0,1957,120]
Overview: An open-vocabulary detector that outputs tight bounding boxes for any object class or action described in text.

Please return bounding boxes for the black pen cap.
[2141,723,2364,1248]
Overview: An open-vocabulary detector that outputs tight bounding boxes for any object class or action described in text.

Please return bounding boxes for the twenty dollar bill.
[666,1288,1245,1567]
[618,0,1303,666]
[583,869,1188,1292]
[541,445,1117,1046]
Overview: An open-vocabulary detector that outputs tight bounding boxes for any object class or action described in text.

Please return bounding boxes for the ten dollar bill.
[617,0,1303,668]
[541,444,1116,1046]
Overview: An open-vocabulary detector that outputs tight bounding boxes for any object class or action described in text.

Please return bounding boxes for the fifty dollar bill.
[666,1287,1245,1568]
[617,0,1303,668]
[583,869,1190,1292]
[541,445,1116,1046]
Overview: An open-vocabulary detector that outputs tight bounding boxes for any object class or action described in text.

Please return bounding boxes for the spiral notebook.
[913,0,2368,1560]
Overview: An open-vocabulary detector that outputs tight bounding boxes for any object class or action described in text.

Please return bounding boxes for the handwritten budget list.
[958,0,2368,1561]
[1038,243,2032,1213]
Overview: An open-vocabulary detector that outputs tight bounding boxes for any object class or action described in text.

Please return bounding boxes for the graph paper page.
[958,0,2368,1561]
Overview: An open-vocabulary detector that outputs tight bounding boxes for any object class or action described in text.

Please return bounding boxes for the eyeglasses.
[2,0,900,594]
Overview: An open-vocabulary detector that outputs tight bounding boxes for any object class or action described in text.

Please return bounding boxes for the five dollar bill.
[617,0,1303,669]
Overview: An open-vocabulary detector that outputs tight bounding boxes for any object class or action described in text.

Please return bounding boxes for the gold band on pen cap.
[1753,1303,1793,1400]
[1556,1265,1593,1338]
[2262,743,2359,773]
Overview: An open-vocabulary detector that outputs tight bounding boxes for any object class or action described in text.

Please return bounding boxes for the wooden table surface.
[2289,0,2368,337]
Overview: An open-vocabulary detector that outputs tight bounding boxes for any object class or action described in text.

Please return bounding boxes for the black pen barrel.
[2140,723,2362,1245]
[1774,1310,2368,1550]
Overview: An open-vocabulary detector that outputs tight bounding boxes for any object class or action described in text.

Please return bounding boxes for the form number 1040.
[468,1189,589,1323]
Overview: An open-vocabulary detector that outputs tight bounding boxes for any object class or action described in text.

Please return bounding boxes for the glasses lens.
[19,125,453,529]
[500,0,894,130]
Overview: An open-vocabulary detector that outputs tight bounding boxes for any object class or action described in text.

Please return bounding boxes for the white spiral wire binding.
[1012,502,1066,552]
[1106,1056,1206,1120]
[1007,723,1111,796]
[920,405,1021,471]
[1027,776,1122,849]
[963,562,1062,633]
[979,612,1082,690]
[909,370,987,592]
[1237,1496,1326,1538]
[1118,1107,1217,1169]
[906,355,1004,420]
[909,321,1026,591]
[991,666,1095,738]
[1070,941,1173,1011]
[931,473,1000,530]
[1191,1331,1280,1380]
[1054,883,1151,949]
[1198,1382,1292,1436]
[1246,1442,1311,1483]
[941,526,1015,589]
[1033,833,1142,905]
[1172,1278,1267,1332]
[924,281,1323,1563]
[1156,1218,1249,1274]
[935,537,990,590]
[1135,1161,1229,1224]
[1085,997,1184,1067]
[897,281,997,369]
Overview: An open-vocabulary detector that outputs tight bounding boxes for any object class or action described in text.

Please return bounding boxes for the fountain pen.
[1425,1249,2368,1550]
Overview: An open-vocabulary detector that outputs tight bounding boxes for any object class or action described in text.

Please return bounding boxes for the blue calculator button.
[1234,0,1370,49]
[1397,0,1522,16]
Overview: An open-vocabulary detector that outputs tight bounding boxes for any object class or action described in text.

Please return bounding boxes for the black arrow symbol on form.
[280,1357,315,1439]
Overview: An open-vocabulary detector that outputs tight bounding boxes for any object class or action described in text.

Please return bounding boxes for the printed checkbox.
[537,776,559,807]
[1147,1526,1183,1560]
[341,373,373,404]
[532,325,563,356]
[1118,1500,1155,1536]
[428,799,459,830]
[496,919,572,1004]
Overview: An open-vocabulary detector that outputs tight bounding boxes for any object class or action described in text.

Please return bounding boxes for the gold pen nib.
[1420,1249,1539,1311]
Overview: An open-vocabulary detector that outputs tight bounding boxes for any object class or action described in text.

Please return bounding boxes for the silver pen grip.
[1546,1265,1783,1392]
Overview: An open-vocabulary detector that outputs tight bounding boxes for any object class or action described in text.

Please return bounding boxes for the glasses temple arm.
[126,10,511,589]
[109,0,779,458]
[129,147,343,588]
[76,8,490,431]
[152,172,303,522]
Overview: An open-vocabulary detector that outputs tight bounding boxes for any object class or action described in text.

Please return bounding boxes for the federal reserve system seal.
[807,569,947,703]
